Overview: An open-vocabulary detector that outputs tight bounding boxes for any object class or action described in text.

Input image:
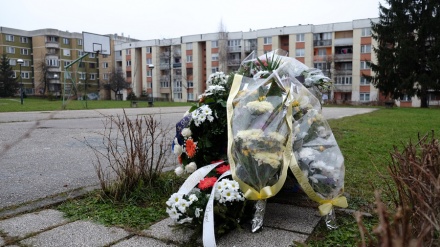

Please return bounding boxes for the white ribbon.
[177,161,224,194]
[203,170,232,247]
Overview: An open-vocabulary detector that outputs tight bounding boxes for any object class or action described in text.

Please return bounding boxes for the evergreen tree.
[369,0,440,108]
[0,54,19,97]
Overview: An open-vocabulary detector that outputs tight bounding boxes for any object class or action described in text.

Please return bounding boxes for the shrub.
[84,110,172,201]
[126,92,137,101]
[357,132,440,246]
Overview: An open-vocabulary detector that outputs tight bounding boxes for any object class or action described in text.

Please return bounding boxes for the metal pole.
[19,64,23,105]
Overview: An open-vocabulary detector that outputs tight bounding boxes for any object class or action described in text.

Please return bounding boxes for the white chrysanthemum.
[316,126,327,138]
[181,128,192,138]
[177,199,190,213]
[253,152,281,168]
[268,132,286,143]
[246,101,274,115]
[174,166,184,176]
[166,207,181,220]
[299,148,315,160]
[236,129,264,142]
[173,144,183,155]
[188,194,198,203]
[185,162,197,174]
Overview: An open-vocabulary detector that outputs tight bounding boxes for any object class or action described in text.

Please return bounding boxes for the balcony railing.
[160,63,170,70]
[45,42,59,48]
[334,54,353,61]
[334,84,353,92]
[244,45,257,52]
[228,46,241,53]
[228,59,241,66]
[313,39,332,47]
[173,75,182,80]
[173,63,182,68]
[160,75,169,82]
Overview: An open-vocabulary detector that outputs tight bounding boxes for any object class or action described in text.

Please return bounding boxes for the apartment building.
[115,18,391,104]
[0,27,136,99]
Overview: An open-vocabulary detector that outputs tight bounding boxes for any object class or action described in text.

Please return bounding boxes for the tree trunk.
[420,88,429,108]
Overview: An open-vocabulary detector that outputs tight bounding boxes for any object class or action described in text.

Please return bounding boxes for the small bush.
[126,92,137,101]
[357,132,440,246]
[84,110,173,201]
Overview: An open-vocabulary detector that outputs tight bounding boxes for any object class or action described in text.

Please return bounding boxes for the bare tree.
[35,60,49,96]
[218,19,228,73]
[104,68,130,100]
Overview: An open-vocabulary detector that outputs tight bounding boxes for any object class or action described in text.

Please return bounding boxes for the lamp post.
[148,64,154,107]
[17,59,24,105]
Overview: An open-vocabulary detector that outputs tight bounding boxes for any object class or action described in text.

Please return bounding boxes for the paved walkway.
[0,107,377,246]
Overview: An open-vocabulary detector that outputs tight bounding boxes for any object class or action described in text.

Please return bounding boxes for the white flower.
[253,152,281,168]
[181,128,192,138]
[195,208,203,218]
[167,193,183,207]
[188,194,198,203]
[174,166,184,176]
[299,148,315,160]
[177,198,190,213]
[185,162,197,174]
[316,126,327,138]
[173,144,183,155]
[268,132,286,143]
[309,176,318,183]
[166,207,181,220]
[246,101,274,115]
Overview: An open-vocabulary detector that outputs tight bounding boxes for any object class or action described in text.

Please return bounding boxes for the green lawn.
[0,97,193,112]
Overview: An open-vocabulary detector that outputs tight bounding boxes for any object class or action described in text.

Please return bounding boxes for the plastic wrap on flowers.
[228,50,347,229]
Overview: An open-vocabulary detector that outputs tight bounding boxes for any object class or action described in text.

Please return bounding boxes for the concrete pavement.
[0,106,377,246]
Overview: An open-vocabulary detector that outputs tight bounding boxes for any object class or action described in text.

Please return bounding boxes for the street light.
[148,64,154,107]
[17,59,24,105]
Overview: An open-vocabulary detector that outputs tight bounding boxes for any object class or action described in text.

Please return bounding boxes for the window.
[90,74,96,80]
[89,63,96,69]
[78,51,85,56]
[63,38,70,45]
[9,59,17,66]
[186,68,193,75]
[64,61,71,67]
[335,76,352,85]
[211,40,218,48]
[360,77,371,85]
[228,39,241,47]
[77,39,83,46]
[63,49,71,56]
[362,28,372,37]
[211,53,219,61]
[78,72,86,80]
[146,47,152,53]
[79,62,85,68]
[21,72,30,79]
[314,62,329,71]
[126,49,131,55]
[20,37,29,43]
[23,60,30,67]
[146,58,152,64]
[295,49,305,57]
[174,93,183,99]
[11,71,17,78]
[6,35,14,42]
[6,47,15,54]
[126,60,131,66]
[314,32,332,40]
[103,73,109,80]
[102,62,109,68]
[263,37,272,45]
[211,67,219,73]
[296,33,305,42]
[147,70,152,77]
[187,81,193,88]
[47,36,58,42]
[186,55,192,62]
[89,53,95,58]
[361,44,371,53]
[21,49,29,55]
[360,61,370,70]
[188,93,194,100]
[46,59,59,67]
[126,71,131,78]
[160,81,169,88]
[186,43,192,50]
[317,48,327,56]
[360,93,370,101]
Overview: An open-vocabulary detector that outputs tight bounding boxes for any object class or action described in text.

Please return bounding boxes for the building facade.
[0,27,136,99]
[114,18,390,105]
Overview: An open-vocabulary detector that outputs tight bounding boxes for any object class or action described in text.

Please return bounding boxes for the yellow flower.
[258,96,266,101]
[291,100,300,107]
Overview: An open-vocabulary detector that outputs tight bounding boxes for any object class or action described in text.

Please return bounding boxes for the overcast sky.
[3,0,385,41]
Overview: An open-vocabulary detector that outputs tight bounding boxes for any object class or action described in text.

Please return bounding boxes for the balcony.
[160,75,170,82]
[313,55,331,62]
[228,59,241,66]
[173,75,182,80]
[160,52,170,60]
[334,85,352,92]
[160,63,170,70]
[173,87,182,93]
[45,42,59,49]
[334,53,353,61]
[313,39,332,47]
[244,45,257,52]
[333,70,352,76]
[173,63,182,68]
[334,38,353,46]
[228,46,241,53]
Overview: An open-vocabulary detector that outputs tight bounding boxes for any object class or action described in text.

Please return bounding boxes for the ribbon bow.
[318,196,348,216]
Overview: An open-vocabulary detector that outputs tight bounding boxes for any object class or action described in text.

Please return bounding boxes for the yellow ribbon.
[318,196,348,216]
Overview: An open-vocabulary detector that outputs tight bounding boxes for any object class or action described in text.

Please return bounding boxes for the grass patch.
[0,97,192,112]
[57,172,185,230]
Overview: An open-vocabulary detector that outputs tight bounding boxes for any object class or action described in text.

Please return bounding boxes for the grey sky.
[2,0,385,40]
